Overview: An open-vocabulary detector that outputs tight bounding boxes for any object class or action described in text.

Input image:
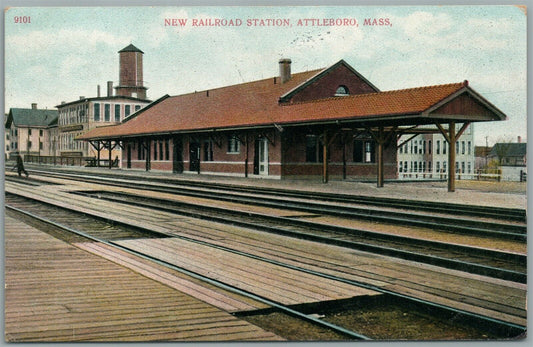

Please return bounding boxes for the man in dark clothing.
[15,153,29,177]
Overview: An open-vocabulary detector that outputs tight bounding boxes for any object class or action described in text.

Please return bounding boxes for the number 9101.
[14,16,31,23]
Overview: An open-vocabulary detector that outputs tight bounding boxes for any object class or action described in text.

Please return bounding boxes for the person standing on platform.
[15,153,29,177]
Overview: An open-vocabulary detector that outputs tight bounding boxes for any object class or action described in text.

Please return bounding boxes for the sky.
[3,4,528,146]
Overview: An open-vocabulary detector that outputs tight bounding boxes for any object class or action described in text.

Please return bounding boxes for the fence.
[399,169,503,181]
[23,155,118,168]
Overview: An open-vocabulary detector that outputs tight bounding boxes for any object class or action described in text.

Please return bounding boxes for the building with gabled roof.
[5,104,59,159]
[78,58,507,191]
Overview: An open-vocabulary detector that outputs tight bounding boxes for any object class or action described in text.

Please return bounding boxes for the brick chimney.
[31,103,37,109]
[107,81,113,97]
[279,58,292,83]
[517,136,522,143]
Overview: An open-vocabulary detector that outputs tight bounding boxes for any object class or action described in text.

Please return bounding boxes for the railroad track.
[15,170,528,242]
[71,190,526,284]
[25,167,526,222]
[5,193,526,339]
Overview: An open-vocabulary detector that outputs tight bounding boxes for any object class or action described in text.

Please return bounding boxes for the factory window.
[104,104,110,121]
[443,141,447,155]
[436,161,441,173]
[28,129,32,136]
[403,161,407,173]
[125,105,131,117]
[428,140,432,154]
[39,129,43,137]
[227,135,240,154]
[468,141,472,155]
[39,142,43,150]
[443,161,447,172]
[461,141,465,155]
[334,85,349,96]
[115,104,121,122]
[456,141,459,154]
[354,139,375,163]
[94,103,100,121]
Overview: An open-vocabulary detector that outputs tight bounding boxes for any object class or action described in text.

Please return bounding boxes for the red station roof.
[78,65,505,141]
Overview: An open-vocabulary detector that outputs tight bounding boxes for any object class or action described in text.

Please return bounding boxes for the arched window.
[335,85,349,96]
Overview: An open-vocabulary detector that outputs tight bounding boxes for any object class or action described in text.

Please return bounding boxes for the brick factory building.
[78,58,507,191]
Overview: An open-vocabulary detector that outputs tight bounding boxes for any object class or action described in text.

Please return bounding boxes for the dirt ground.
[454,180,527,194]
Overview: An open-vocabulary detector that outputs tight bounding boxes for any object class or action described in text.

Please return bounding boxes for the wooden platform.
[4,215,283,342]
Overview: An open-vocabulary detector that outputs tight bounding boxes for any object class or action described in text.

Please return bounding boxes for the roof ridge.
[167,68,325,97]
[282,81,467,106]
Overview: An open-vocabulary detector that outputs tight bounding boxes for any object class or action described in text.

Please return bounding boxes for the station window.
[334,85,349,97]
[94,103,100,121]
[165,140,170,161]
[159,141,164,161]
[354,139,375,163]
[125,105,131,117]
[204,140,214,161]
[135,105,141,111]
[227,135,240,154]
[137,140,145,160]
[153,140,158,160]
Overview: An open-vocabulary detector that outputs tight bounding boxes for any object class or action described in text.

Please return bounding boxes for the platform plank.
[4,214,283,342]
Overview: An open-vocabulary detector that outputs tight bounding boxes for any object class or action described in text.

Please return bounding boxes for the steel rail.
[27,168,526,221]
[23,170,527,240]
[6,202,526,338]
[5,204,371,341]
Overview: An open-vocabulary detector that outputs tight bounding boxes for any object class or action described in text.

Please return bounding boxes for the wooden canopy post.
[368,127,394,188]
[322,130,328,183]
[435,121,470,192]
[448,122,456,192]
[96,141,101,167]
[108,140,113,169]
